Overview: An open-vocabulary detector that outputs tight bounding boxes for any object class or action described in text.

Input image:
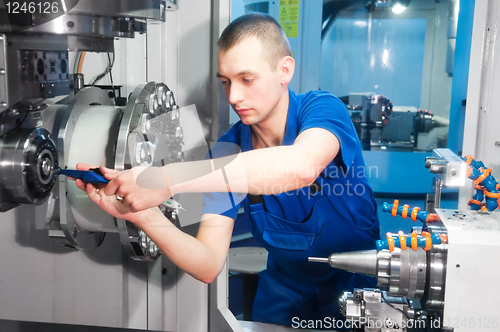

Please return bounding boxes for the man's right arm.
[137,211,235,284]
[76,179,234,284]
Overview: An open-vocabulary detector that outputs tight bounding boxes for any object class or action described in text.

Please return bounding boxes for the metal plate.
[115,82,181,261]
[48,87,113,249]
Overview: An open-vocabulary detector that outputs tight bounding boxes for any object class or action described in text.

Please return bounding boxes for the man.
[77,13,379,326]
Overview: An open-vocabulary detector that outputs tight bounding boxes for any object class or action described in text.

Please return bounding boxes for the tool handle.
[59,168,109,184]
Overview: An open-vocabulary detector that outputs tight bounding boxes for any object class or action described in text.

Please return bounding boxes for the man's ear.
[280,56,295,85]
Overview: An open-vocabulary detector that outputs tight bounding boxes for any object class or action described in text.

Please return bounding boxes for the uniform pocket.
[262,228,314,250]
[250,197,330,251]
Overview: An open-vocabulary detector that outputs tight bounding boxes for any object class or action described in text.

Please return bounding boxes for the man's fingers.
[85,183,97,199]
[103,176,121,196]
[93,166,120,181]
[75,179,86,191]
[76,163,97,171]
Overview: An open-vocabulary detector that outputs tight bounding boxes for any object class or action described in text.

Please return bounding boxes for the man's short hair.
[218,13,291,71]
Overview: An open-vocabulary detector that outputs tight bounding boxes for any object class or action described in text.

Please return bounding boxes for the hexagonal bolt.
[139,230,148,249]
[157,86,167,107]
[170,105,180,121]
[135,142,154,165]
[166,90,172,107]
[175,126,183,141]
[141,113,151,134]
[149,242,159,257]
[148,93,159,115]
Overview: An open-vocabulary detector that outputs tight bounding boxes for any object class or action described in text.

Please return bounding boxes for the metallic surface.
[45,83,181,257]
[0,0,219,330]
[165,0,179,11]
[0,126,58,210]
[0,0,175,113]
[58,0,168,20]
[427,148,466,187]
[21,50,69,83]
[0,35,7,110]
[0,319,159,332]
[425,221,448,311]
[0,34,70,115]
[329,208,500,332]
[28,14,146,39]
[381,248,427,299]
[339,289,413,331]
[460,0,500,209]
[48,87,113,249]
[114,82,181,261]
[436,209,500,331]
[311,248,427,300]
[1,0,170,34]
[66,105,121,233]
[309,250,378,276]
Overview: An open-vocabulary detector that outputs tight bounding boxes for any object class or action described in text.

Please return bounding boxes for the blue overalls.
[204,90,380,326]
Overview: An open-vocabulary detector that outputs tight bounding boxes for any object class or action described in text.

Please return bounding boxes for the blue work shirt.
[202,89,380,326]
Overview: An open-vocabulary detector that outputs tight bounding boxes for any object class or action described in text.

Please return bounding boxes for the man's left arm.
[170,127,339,195]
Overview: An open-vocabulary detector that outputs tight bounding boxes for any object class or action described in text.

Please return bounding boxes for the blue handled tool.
[58,168,110,184]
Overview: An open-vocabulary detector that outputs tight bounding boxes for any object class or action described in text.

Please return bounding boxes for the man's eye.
[221,80,230,85]
[243,78,253,83]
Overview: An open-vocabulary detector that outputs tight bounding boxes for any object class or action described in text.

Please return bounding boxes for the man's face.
[217,37,285,126]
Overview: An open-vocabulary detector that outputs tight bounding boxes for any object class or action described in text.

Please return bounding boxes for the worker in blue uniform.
[76,13,380,327]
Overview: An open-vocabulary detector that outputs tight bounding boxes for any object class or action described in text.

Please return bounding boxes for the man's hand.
[76,163,171,212]
[74,177,162,226]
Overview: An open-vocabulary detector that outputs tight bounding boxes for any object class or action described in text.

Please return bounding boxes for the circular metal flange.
[376,248,427,300]
[424,221,448,310]
[0,127,58,205]
[115,82,181,261]
[48,87,114,250]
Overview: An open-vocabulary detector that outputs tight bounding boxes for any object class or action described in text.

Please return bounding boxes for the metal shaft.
[308,257,329,263]
[309,250,378,276]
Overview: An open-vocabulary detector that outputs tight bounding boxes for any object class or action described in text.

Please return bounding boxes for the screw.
[495,141,500,147]
[0,69,5,74]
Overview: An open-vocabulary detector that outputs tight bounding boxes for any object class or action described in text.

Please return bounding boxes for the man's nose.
[228,84,244,105]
